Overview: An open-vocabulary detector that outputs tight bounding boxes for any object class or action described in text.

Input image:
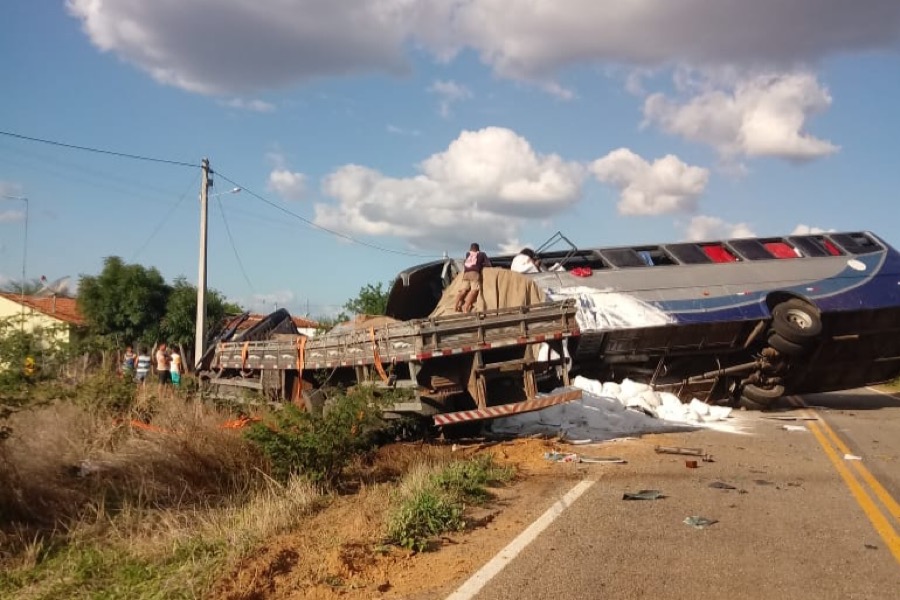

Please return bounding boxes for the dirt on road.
[211,436,652,600]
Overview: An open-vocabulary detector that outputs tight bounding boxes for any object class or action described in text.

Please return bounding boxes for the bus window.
[702,244,738,263]
[830,233,883,255]
[633,246,677,266]
[729,239,773,260]
[790,236,840,257]
[666,243,711,264]
[763,241,798,259]
[602,248,649,268]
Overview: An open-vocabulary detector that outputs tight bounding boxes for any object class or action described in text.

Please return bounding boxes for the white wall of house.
[0,296,72,344]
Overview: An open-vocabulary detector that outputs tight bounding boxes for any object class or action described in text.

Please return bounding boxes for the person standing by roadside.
[135,347,152,385]
[170,347,183,388]
[454,242,492,313]
[121,345,137,380]
[155,342,171,393]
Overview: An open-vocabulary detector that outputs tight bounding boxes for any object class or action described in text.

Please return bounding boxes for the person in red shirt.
[455,243,491,313]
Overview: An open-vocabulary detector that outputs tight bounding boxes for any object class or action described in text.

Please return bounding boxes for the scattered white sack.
[843,453,863,461]
[659,392,683,409]
[601,381,621,398]
[688,398,711,417]
[708,406,733,420]
[619,378,651,400]
[574,375,605,397]
[536,343,561,363]
[656,401,689,421]
[639,389,662,409]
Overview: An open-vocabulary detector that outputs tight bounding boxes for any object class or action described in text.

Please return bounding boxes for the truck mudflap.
[433,387,583,427]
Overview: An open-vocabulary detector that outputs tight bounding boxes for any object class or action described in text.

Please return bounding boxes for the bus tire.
[738,396,767,410]
[767,332,807,356]
[772,300,822,344]
[741,383,785,407]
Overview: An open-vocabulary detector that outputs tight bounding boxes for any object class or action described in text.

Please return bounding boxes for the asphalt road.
[454,388,900,600]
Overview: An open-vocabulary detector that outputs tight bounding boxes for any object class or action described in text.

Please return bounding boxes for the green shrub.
[433,454,513,503]
[386,490,465,552]
[243,387,385,487]
[386,456,513,552]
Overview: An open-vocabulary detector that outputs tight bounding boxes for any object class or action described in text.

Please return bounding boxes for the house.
[0,293,85,344]
[235,313,319,339]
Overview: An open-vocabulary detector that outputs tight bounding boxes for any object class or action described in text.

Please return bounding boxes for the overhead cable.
[0,130,199,168]
[215,171,440,259]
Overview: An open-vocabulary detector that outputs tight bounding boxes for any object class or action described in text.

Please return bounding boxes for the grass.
[1,376,520,597]
[0,376,328,599]
[385,455,514,552]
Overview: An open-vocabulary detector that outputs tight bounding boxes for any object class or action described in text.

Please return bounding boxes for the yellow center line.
[787,397,900,565]
[793,397,900,521]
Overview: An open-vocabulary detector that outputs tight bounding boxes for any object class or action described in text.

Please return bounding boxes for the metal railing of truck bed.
[213,299,579,371]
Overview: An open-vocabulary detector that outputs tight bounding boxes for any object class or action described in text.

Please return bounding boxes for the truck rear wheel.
[740,383,785,409]
[772,300,822,344]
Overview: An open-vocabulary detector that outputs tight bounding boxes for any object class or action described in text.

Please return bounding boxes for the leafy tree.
[77,256,170,346]
[161,277,242,352]
[342,282,389,317]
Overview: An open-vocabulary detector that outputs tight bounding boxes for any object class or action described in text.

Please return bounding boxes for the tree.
[77,256,170,346]
[161,277,242,353]
[342,282,389,317]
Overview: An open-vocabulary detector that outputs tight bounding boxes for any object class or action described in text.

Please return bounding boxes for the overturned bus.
[206,230,900,423]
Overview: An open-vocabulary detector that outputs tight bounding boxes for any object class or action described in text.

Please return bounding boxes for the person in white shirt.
[511,248,541,274]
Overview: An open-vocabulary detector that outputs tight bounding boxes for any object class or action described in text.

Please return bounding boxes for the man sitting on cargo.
[455,242,491,312]
[511,248,541,274]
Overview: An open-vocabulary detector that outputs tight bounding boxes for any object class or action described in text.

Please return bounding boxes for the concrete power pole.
[194,158,211,369]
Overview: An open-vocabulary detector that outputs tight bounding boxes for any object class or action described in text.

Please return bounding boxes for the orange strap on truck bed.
[369,327,389,383]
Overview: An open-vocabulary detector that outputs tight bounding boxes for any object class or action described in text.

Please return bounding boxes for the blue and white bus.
[386,230,900,408]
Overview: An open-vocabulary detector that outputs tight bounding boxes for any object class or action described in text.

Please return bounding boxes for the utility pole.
[194,158,211,369]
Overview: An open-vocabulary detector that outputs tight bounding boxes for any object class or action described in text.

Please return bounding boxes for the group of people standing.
[121,342,183,389]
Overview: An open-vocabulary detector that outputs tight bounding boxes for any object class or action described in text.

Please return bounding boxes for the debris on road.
[761,415,819,421]
[544,451,626,464]
[843,453,863,461]
[654,445,714,462]
[708,481,737,490]
[685,460,699,468]
[781,425,808,432]
[684,516,718,529]
[622,489,665,501]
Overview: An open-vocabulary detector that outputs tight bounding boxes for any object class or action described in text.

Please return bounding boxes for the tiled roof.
[235,313,319,331]
[0,293,86,326]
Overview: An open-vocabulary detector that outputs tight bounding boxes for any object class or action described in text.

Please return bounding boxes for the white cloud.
[791,224,835,235]
[315,127,585,249]
[220,97,276,113]
[267,169,307,201]
[644,72,839,161]
[684,215,756,241]
[67,1,900,95]
[590,149,709,216]
[428,80,473,117]
[0,210,25,224]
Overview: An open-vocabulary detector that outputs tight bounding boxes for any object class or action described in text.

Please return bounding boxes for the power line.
[215,171,440,259]
[0,130,199,169]
[131,172,201,261]
[215,192,255,293]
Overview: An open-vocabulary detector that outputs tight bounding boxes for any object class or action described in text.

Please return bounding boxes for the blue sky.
[2,1,900,319]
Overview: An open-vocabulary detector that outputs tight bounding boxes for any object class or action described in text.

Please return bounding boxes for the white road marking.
[445,479,596,600]
[865,386,900,398]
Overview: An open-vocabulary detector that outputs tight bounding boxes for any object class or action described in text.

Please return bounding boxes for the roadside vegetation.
[1,328,511,598]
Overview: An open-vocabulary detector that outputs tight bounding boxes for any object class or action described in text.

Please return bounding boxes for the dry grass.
[0,384,330,599]
[1,389,264,534]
